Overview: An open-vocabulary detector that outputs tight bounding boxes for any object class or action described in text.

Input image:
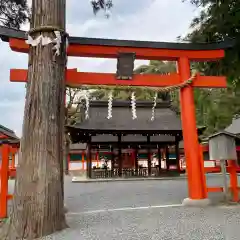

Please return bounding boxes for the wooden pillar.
[118,134,122,177]
[228,160,238,202]
[96,149,99,168]
[131,148,135,168]
[198,144,208,199]
[147,135,151,176]
[87,137,92,178]
[81,151,85,170]
[124,152,128,166]
[110,146,114,175]
[67,154,70,171]
[135,147,138,171]
[0,143,10,218]
[12,153,15,168]
[178,57,205,200]
[175,138,180,172]
[11,148,16,168]
[165,146,170,170]
[157,145,161,173]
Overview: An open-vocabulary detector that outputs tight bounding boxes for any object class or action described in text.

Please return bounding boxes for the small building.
[0,124,20,167]
[0,124,19,144]
[208,131,239,161]
[68,143,87,171]
[225,116,240,136]
[67,100,204,178]
[202,117,240,165]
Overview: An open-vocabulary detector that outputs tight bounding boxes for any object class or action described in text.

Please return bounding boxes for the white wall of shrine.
[69,160,113,171]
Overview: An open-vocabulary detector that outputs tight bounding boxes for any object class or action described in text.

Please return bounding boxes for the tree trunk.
[8,0,67,238]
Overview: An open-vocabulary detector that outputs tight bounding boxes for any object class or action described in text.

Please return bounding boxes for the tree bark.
[8,0,67,238]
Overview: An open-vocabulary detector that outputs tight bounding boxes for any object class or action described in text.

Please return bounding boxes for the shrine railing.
[92,168,149,178]
[91,167,180,179]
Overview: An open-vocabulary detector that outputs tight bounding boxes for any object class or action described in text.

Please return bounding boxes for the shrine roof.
[70,143,87,151]
[0,124,19,141]
[67,100,182,136]
[91,134,176,144]
[224,117,240,135]
[0,139,20,145]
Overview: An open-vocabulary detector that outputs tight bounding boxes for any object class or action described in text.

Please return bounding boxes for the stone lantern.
[208,131,238,200]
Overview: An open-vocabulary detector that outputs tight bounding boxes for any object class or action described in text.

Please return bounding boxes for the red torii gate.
[0,26,236,208]
[0,142,18,218]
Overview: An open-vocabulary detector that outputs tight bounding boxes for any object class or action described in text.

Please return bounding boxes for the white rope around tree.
[26,30,63,56]
[25,25,69,57]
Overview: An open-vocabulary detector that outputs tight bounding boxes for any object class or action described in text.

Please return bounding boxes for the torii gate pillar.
[178,57,209,206]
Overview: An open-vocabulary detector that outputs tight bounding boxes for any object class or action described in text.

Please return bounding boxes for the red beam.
[207,187,240,193]
[7,194,13,200]
[9,38,225,61]
[10,69,227,88]
[204,167,221,173]
[207,187,223,193]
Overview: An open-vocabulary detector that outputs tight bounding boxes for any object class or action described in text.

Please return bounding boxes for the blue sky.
[0,0,199,137]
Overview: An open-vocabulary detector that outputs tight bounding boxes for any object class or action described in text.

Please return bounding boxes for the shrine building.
[67,100,204,178]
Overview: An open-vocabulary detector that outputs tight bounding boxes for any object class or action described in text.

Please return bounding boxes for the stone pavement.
[71,174,187,183]
[71,172,240,183]
[4,175,240,239]
[51,205,240,240]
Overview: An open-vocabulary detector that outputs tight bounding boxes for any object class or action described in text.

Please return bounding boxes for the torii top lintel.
[0,26,235,61]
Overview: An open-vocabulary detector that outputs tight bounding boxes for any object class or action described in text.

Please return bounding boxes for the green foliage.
[193,87,239,135]
[0,0,29,28]
[134,61,177,101]
[180,0,240,135]
[91,0,113,16]
[0,0,112,29]
[134,60,176,74]
[183,0,240,85]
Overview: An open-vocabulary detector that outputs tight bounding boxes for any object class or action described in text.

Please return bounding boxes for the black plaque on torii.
[116,52,136,80]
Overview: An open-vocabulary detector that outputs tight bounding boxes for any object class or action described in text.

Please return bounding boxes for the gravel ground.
[51,205,240,240]
[4,175,240,239]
